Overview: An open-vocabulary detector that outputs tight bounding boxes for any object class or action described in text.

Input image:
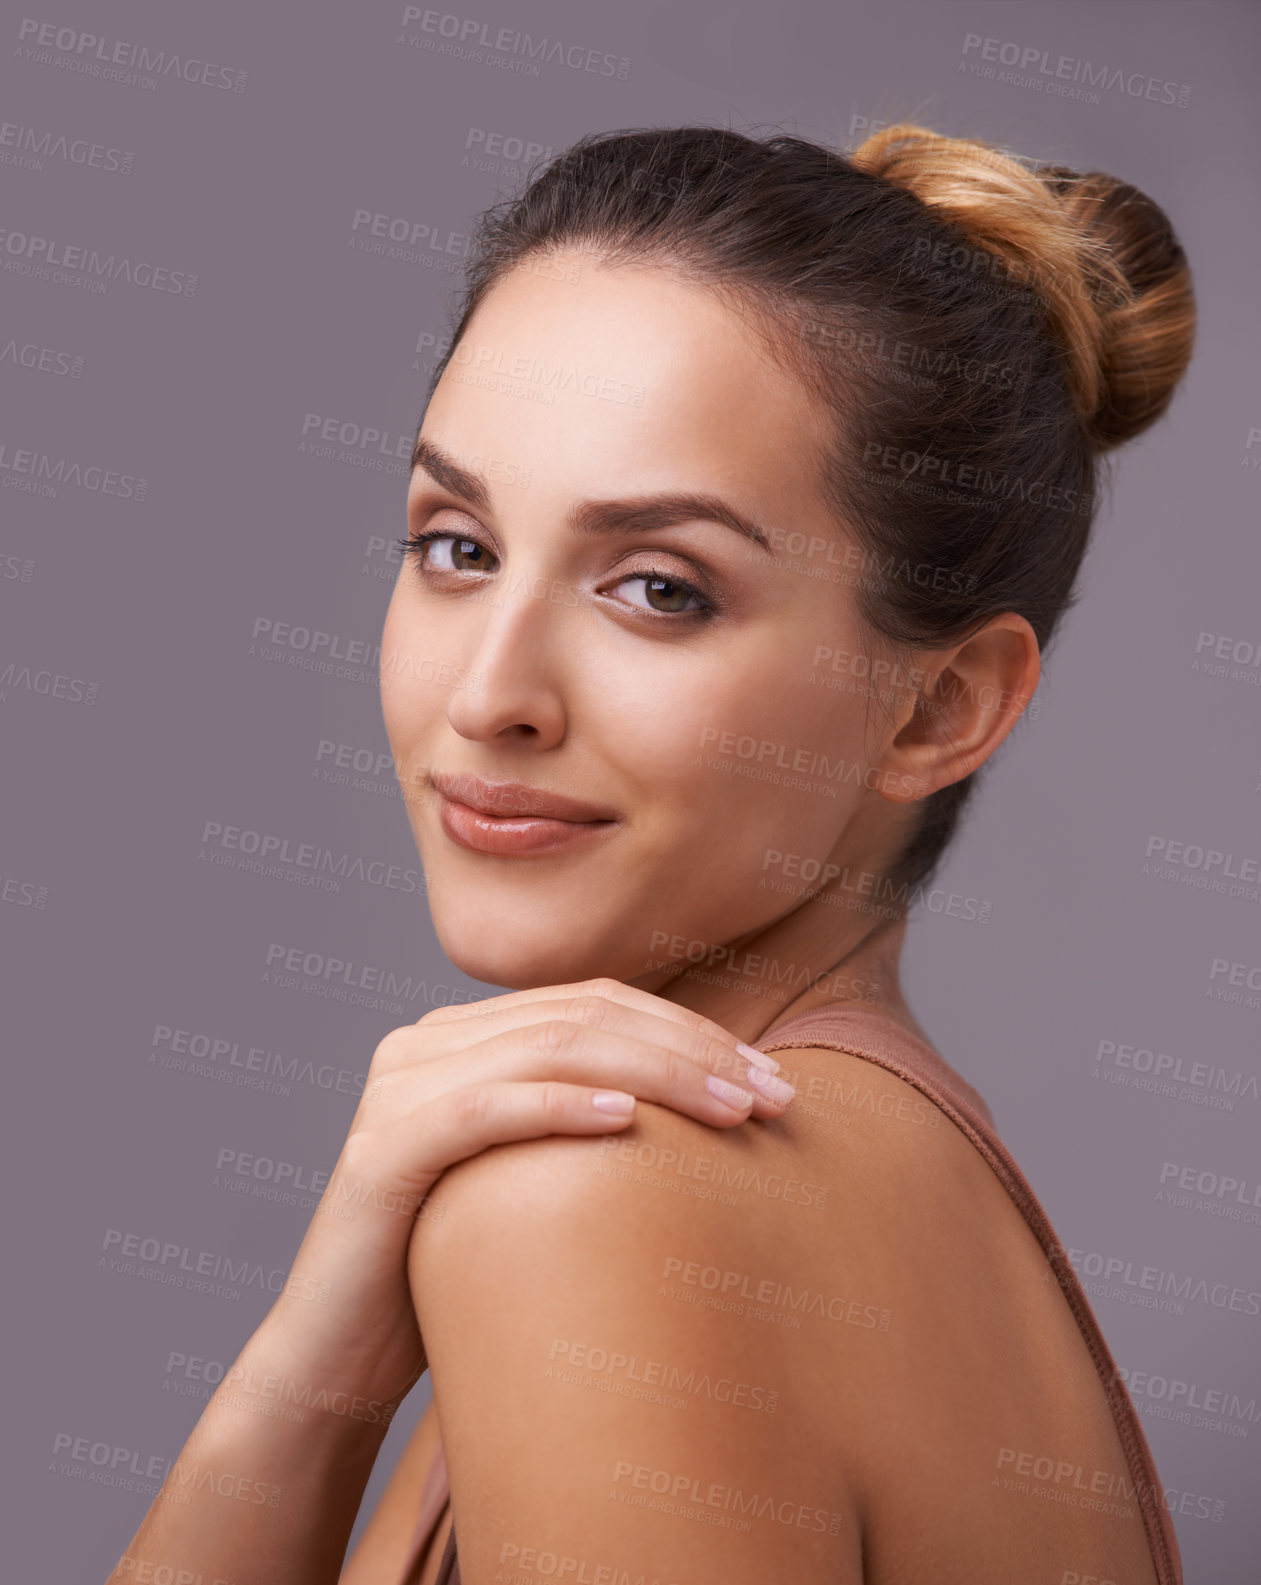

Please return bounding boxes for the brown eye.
[449,538,488,571]
[420,535,495,573]
[614,573,705,615]
[644,577,693,612]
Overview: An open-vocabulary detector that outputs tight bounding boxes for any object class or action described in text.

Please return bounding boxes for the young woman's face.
[382,251,915,989]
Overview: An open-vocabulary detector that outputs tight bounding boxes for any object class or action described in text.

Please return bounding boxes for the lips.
[431,771,620,857]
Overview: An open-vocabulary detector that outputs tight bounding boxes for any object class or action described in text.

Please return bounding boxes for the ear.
[875,613,1041,805]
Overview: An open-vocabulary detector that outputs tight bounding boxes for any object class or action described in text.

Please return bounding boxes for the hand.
[252,978,793,1421]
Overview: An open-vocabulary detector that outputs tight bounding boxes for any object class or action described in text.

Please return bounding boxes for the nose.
[444,574,569,749]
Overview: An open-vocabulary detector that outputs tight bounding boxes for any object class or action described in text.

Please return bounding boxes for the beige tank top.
[394,1001,1183,1585]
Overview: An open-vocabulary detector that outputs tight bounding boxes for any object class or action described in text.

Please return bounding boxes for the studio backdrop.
[4,1,1258,1581]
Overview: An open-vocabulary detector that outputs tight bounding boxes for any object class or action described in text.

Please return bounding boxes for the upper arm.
[405,1099,870,1585]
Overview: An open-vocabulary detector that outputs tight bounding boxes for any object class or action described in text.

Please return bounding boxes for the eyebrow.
[410,435,773,553]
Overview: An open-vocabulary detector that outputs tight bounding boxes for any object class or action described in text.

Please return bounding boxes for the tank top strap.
[752,1000,1183,1585]
[755,1002,998,1134]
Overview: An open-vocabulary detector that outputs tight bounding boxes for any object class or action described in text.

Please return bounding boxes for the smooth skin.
[105,250,1158,1585]
[104,986,791,1585]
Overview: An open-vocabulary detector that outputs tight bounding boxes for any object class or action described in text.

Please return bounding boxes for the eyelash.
[393,529,718,619]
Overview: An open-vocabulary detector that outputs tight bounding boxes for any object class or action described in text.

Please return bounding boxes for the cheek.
[379,590,442,763]
[706,658,863,756]
[596,643,865,839]
[378,595,408,749]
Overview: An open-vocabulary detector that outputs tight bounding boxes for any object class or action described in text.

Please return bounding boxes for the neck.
[627,879,925,1048]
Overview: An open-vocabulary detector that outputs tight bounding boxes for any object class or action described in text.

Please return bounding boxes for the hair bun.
[850,123,1195,451]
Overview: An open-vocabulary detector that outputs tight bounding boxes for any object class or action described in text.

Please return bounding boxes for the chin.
[434,913,619,993]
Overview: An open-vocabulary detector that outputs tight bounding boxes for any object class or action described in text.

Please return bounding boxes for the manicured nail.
[746,1066,796,1103]
[592,1091,636,1114]
[705,1074,754,1109]
[737,1041,780,1072]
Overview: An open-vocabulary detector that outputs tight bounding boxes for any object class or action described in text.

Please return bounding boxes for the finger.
[385,1080,643,1190]
[419,976,758,1058]
[374,1019,793,1127]
[406,993,779,1090]
[414,981,780,1081]
[513,996,790,1107]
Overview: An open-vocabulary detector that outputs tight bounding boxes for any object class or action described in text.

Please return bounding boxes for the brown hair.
[424,122,1195,899]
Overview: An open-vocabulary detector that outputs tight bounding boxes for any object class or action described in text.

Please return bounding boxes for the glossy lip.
[431,771,619,822]
[431,771,621,857]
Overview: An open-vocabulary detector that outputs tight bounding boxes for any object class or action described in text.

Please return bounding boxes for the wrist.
[218,1321,409,1457]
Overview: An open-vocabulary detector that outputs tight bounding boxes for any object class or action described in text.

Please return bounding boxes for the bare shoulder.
[407,1038,1026,1453]
[401,1044,993,1580]
[405,1054,887,1583]
[763,1042,1162,1584]
[409,1043,1161,1583]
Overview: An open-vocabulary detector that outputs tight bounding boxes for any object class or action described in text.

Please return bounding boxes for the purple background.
[4,1,1258,1578]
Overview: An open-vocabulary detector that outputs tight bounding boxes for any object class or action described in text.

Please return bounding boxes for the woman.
[107,123,1194,1585]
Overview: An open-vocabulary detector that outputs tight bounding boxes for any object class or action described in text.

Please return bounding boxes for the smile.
[432,772,620,857]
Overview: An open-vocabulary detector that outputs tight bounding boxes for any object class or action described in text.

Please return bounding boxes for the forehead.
[426,253,832,506]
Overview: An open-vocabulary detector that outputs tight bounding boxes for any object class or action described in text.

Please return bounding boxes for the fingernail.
[745,1066,796,1103]
[737,1041,780,1073]
[705,1074,754,1109]
[592,1091,636,1114]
